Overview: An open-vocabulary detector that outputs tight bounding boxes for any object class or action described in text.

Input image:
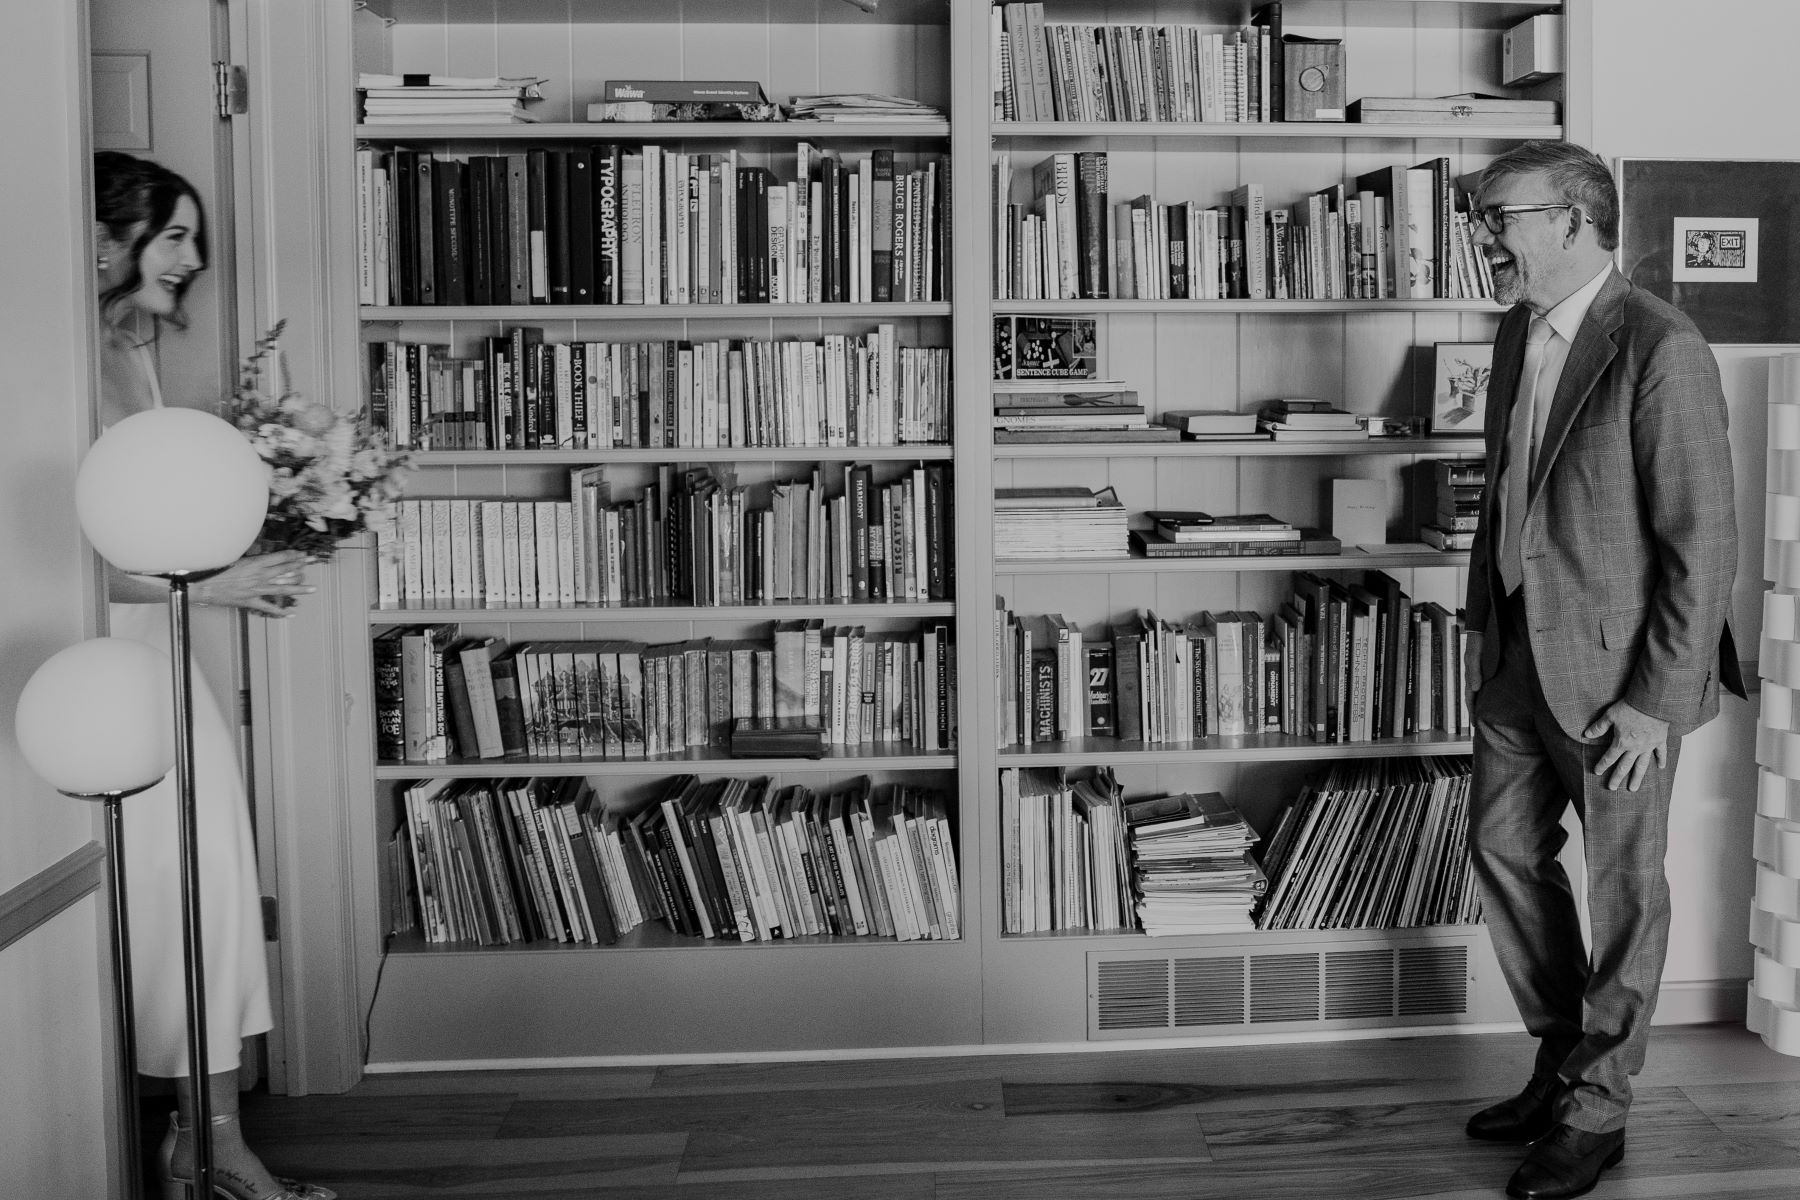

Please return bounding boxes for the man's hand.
[1463,630,1484,707]
[1584,699,1669,792]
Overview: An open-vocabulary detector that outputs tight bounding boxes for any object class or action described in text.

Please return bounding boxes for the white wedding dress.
[110,344,271,1077]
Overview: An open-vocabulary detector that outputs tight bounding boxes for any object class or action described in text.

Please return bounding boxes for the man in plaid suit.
[1459,141,1745,1200]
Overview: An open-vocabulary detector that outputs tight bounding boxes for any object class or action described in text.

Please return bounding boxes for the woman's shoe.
[158,1113,337,1200]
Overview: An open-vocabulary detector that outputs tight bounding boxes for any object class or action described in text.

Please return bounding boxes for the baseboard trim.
[0,841,105,953]
[1656,978,1750,1026]
[363,979,1754,1074]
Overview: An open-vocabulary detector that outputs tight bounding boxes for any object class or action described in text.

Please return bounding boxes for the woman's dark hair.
[94,150,208,328]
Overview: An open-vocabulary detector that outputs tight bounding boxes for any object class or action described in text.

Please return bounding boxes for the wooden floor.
[199,1025,1800,1199]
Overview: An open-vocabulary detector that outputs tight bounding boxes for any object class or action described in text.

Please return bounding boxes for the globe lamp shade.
[76,407,270,575]
[15,637,175,796]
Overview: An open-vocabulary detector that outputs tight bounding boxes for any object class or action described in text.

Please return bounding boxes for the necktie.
[1498,316,1554,596]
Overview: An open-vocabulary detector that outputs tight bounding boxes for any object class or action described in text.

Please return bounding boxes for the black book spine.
[566,146,595,305]
[595,144,620,304]
[372,631,405,760]
[526,148,548,303]
[415,153,437,305]
[366,341,390,442]
[545,148,571,305]
[924,463,947,601]
[437,158,467,306]
[468,157,492,306]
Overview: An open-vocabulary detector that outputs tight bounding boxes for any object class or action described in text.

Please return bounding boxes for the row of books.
[354,143,949,308]
[994,571,1472,750]
[1256,758,1481,931]
[999,767,1132,934]
[392,774,960,945]
[1127,788,1264,936]
[991,383,1176,444]
[367,329,950,452]
[376,622,957,765]
[377,463,954,610]
[993,3,1288,124]
[992,152,1493,302]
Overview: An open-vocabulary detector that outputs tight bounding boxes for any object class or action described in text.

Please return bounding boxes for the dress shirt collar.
[1538,264,1613,346]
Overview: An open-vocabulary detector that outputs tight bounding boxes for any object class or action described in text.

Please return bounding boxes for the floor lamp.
[16,637,176,1200]
[74,406,272,1200]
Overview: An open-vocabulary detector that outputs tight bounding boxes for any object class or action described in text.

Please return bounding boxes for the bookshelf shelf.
[384,924,961,956]
[369,600,958,625]
[996,922,1482,950]
[362,302,953,321]
[375,746,957,780]
[991,299,1506,315]
[996,551,1471,574]
[998,732,1473,767]
[355,119,953,143]
[993,438,1484,459]
[407,445,954,466]
[992,121,1562,143]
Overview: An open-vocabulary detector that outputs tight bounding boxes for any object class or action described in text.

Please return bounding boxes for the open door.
[88,0,288,1092]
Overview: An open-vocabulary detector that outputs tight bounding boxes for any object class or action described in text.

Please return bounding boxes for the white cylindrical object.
[1753,816,1800,873]
[1757,863,1800,920]
[1761,770,1800,821]
[1751,902,1800,967]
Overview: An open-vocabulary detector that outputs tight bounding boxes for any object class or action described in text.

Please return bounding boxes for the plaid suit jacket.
[1465,268,1743,739]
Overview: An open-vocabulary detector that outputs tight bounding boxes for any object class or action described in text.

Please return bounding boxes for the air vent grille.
[1325,950,1396,1019]
[1173,956,1246,1026]
[1249,953,1321,1023]
[1088,935,1478,1039]
[1398,945,1470,1015]
[1094,957,1171,1030]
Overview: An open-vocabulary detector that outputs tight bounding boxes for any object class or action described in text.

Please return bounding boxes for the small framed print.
[1431,342,1494,435]
[1672,217,1758,283]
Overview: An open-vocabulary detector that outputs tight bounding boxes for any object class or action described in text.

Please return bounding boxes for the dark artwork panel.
[1617,158,1800,344]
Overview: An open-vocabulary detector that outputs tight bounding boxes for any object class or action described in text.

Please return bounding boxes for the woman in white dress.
[94,151,332,1200]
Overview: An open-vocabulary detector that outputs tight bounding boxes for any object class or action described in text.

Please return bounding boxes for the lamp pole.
[164,570,217,1199]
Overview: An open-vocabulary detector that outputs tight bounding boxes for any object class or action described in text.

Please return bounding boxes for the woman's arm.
[105,549,316,617]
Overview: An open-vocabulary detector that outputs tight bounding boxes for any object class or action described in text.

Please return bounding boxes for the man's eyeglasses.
[1475,203,1592,235]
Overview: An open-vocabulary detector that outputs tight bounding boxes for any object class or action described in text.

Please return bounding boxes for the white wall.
[0,0,116,1196]
[1587,0,1800,998]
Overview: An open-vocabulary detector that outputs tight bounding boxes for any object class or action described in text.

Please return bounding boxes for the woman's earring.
[98,256,110,270]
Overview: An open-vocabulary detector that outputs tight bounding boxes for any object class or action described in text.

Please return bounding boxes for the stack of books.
[1421,458,1484,551]
[994,486,1128,560]
[1257,399,1369,442]
[357,73,544,125]
[1129,511,1341,559]
[1157,409,1268,443]
[395,774,960,946]
[1255,757,1481,930]
[786,93,945,123]
[1125,791,1264,936]
[992,383,1177,444]
[998,767,1134,934]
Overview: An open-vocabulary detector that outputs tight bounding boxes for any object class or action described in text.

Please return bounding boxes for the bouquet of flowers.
[222,321,412,560]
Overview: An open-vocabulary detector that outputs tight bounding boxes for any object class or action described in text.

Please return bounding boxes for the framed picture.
[1431,342,1494,435]
[1618,158,1800,343]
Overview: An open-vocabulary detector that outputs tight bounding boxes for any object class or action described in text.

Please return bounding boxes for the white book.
[641,145,662,304]
[479,501,505,606]
[374,521,400,607]
[448,499,474,601]
[555,501,575,606]
[355,148,375,305]
[429,499,453,603]
[767,185,789,304]
[534,502,559,605]
[514,501,537,606]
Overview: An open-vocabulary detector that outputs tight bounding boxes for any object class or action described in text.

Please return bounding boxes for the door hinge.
[238,687,254,729]
[214,62,248,118]
[262,895,280,942]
